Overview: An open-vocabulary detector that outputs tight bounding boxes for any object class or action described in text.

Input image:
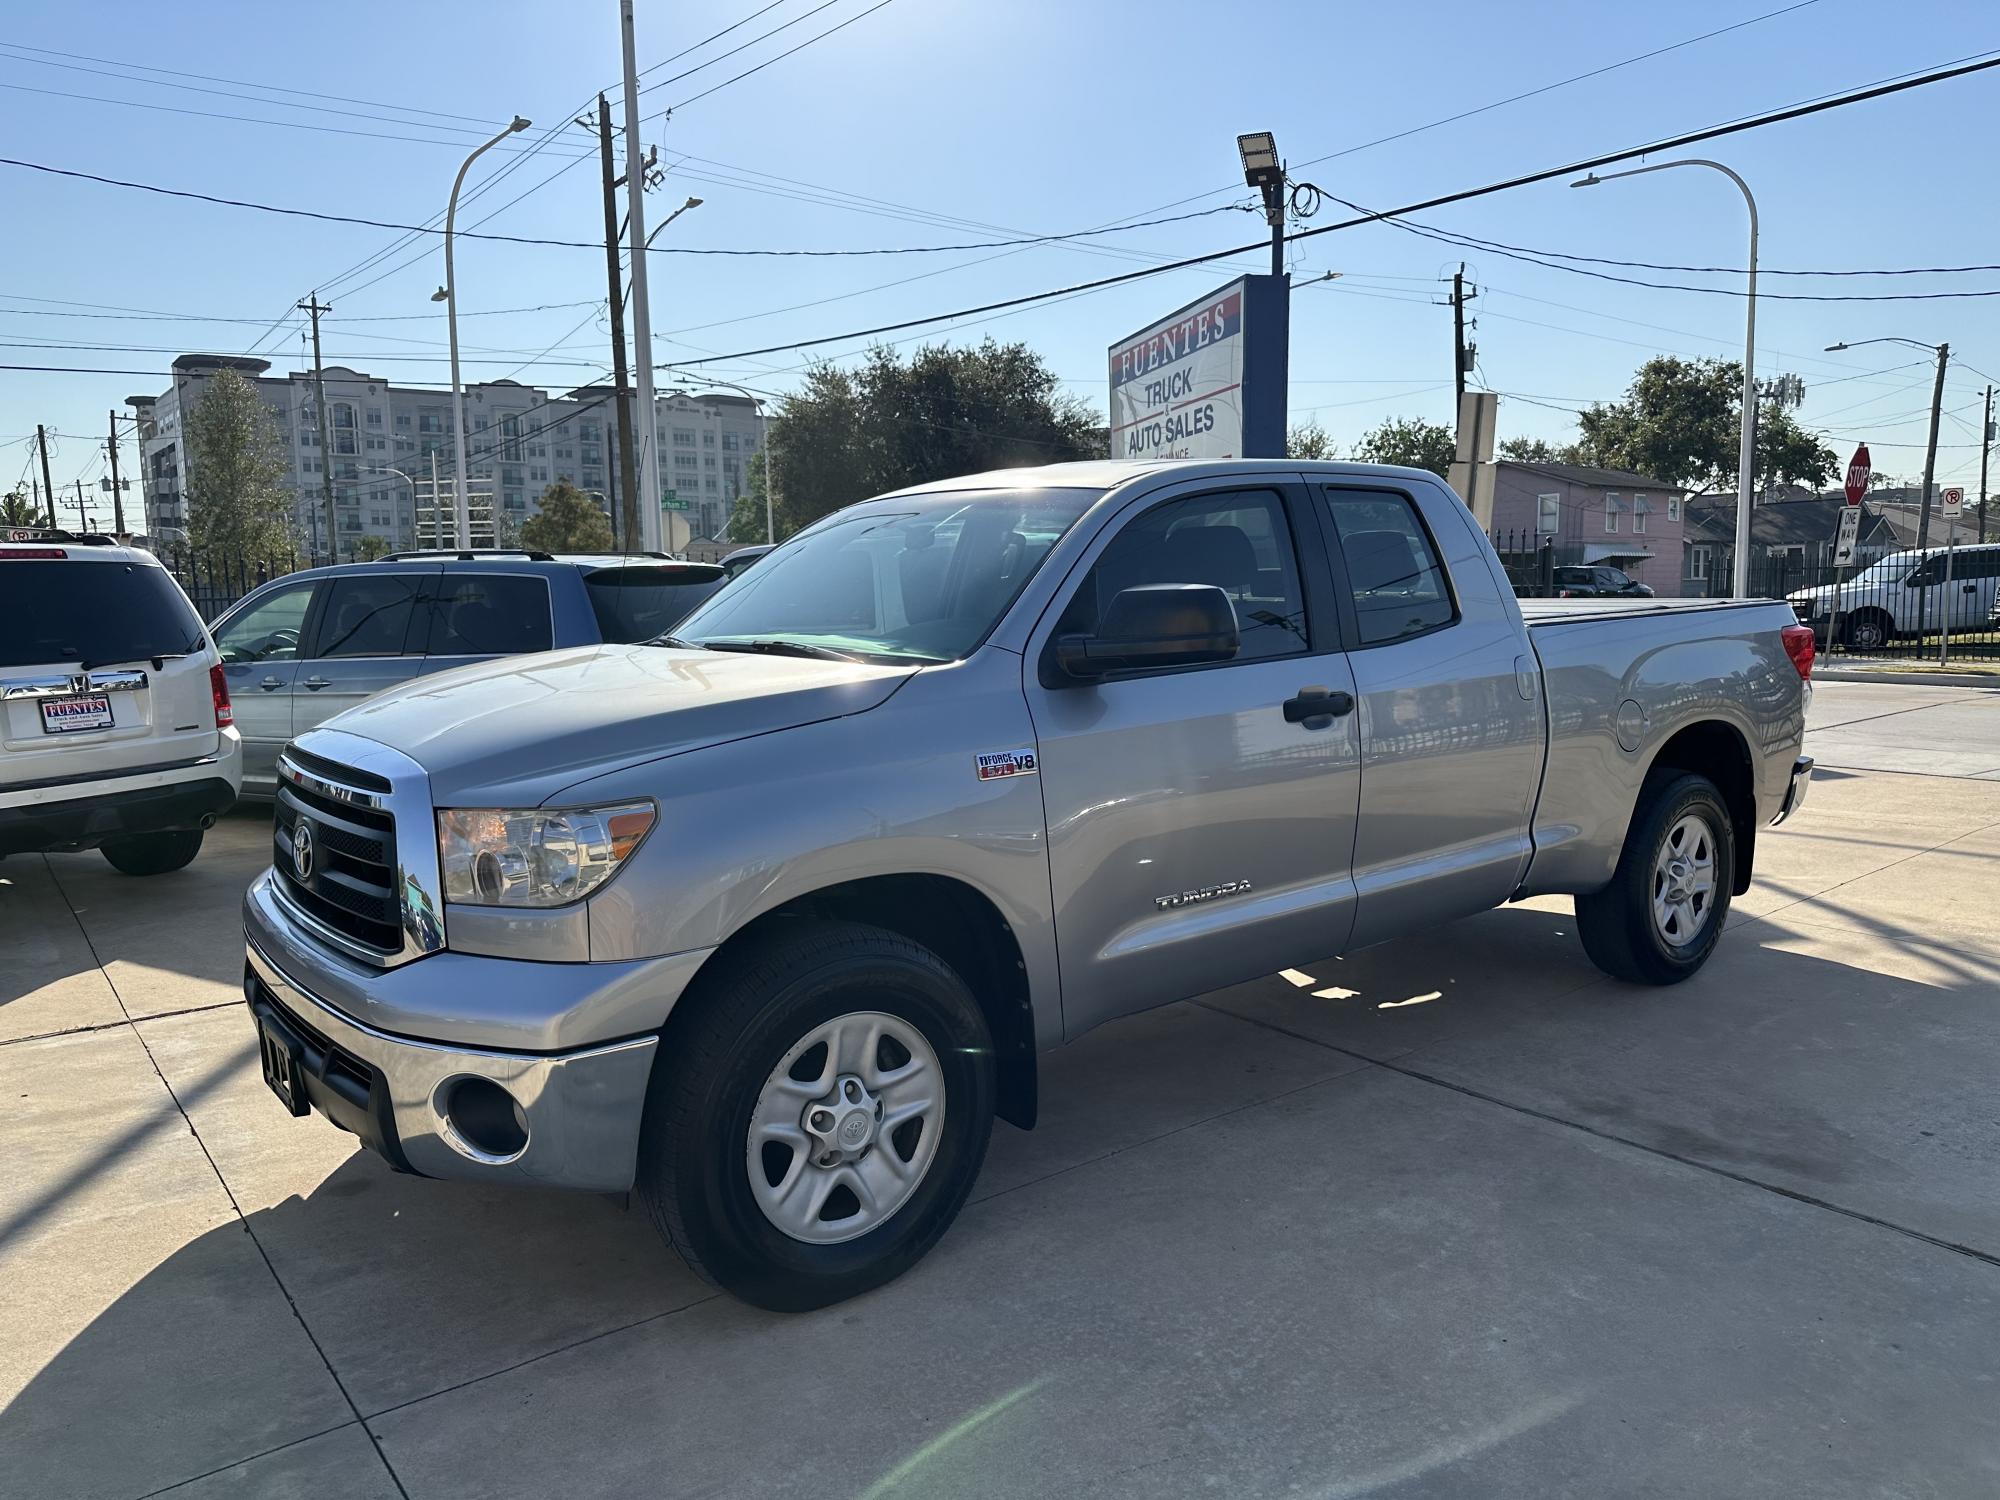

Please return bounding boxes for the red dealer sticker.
[975,748,1038,781]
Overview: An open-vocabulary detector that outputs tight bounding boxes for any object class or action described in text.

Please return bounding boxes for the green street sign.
[661,488,688,511]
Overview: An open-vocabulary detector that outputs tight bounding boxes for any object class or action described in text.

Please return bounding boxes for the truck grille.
[274,752,402,959]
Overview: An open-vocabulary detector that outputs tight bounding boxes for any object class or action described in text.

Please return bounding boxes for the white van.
[1,536,242,873]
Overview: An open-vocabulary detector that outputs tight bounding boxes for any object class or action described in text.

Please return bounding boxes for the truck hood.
[326,644,914,802]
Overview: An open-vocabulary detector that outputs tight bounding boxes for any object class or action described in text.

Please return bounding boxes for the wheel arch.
[672,873,1038,1129]
[1643,718,1757,894]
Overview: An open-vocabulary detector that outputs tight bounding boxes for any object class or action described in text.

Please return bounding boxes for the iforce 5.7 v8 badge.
[975,748,1038,781]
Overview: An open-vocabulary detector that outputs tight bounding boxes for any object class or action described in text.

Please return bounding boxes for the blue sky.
[3,0,1996,528]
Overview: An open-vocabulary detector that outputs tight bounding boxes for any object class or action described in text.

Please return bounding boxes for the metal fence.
[1489,529,1557,597]
[1686,542,2000,661]
[155,544,307,622]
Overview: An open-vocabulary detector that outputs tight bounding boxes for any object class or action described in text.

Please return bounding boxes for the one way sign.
[1833,505,1863,566]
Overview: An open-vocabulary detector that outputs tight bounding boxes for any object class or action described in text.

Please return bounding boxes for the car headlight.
[436,803,655,907]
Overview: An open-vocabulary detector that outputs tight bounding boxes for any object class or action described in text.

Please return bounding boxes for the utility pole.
[584,92,641,550]
[299,294,339,564]
[620,0,661,551]
[36,424,56,530]
[1979,384,1993,545]
[73,478,88,532]
[105,409,126,536]
[1446,263,1477,412]
[1912,341,1950,643]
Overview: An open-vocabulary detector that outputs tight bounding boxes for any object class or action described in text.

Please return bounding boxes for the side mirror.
[1055,584,1239,681]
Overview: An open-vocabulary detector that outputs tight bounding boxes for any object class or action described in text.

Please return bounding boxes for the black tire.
[1842,610,1892,651]
[99,828,204,876]
[1574,772,1734,986]
[636,917,996,1312]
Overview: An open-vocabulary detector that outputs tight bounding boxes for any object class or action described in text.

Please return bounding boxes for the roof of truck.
[877,458,1451,498]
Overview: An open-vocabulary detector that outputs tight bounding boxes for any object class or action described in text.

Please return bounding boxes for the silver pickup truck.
[242,459,1815,1309]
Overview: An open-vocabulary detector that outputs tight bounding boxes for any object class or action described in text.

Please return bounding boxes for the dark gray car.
[208,551,723,795]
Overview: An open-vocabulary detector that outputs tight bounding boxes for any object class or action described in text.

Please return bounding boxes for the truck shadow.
[6,902,2000,1497]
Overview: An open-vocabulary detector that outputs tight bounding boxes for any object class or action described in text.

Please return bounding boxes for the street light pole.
[361,465,417,550]
[435,115,530,549]
[1574,160,1757,597]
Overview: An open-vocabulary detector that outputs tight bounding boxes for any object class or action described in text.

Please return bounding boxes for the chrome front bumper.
[1772,755,1814,826]
[245,937,657,1192]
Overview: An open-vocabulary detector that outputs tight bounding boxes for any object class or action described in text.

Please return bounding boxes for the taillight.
[210,663,234,726]
[1780,624,1815,681]
[0,547,67,559]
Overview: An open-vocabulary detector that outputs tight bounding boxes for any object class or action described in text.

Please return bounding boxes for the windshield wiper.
[704,638,865,663]
[645,634,711,650]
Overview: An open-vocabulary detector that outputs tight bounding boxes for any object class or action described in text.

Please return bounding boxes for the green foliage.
[1286,421,1336,460]
[186,369,295,558]
[519,480,614,553]
[1,488,43,527]
[1571,356,1836,494]
[749,340,1106,538]
[1352,415,1455,477]
[1497,436,1578,464]
[352,533,392,561]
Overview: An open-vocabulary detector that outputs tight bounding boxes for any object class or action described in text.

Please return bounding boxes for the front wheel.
[636,918,995,1311]
[1841,611,1891,651]
[1575,772,1734,985]
[100,828,204,876]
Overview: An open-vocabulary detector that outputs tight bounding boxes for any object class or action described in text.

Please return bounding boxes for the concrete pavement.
[4,681,2000,1497]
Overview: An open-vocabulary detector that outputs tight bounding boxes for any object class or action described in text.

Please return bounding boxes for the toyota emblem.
[291,819,315,883]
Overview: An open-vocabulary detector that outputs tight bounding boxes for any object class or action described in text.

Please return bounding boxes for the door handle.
[301,676,330,690]
[259,676,284,692]
[1283,687,1354,728]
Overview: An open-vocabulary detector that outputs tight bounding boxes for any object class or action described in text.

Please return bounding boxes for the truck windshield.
[670,488,1098,663]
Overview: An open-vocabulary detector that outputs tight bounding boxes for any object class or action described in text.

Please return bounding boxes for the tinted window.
[1323,488,1456,646]
[424,575,553,655]
[311,574,422,658]
[1949,550,2000,581]
[1058,488,1308,663]
[585,569,725,643]
[1553,566,1592,586]
[214,581,314,663]
[0,560,206,668]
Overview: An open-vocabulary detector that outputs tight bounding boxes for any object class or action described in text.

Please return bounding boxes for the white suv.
[1,536,242,874]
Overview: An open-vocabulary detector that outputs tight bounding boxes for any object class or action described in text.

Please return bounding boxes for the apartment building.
[131,355,764,554]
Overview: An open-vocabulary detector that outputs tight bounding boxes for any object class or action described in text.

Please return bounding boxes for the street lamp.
[1575,160,1758,598]
[436,114,530,549]
[1237,131,1284,277]
[360,465,416,551]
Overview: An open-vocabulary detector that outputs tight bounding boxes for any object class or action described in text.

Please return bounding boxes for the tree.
[1498,435,1577,464]
[1,488,41,528]
[747,340,1106,539]
[1571,356,1835,495]
[352,533,392,561]
[1286,421,1336,460]
[1352,415,1455,477]
[185,368,295,558]
[519,480,613,553]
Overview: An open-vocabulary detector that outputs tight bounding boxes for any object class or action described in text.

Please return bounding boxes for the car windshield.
[669,488,1097,663]
[0,559,206,668]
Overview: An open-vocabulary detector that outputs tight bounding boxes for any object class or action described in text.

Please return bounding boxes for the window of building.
[1604,493,1621,533]
[674,453,699,471]
[705,476,718,491]
[395,411,411,428]
[366,408,383,426]
[580,422,600,441]
[419,412,443,434]
[331,404,355,430]
[1689,544,1711,580]
[701,430,715,447]
[1322,488,1456,646]
[501,467,523,488]
[1632,496,1648,534]
[703,455,716,469]
[556,446,573,460]
[581,445,602,465]
[531,467,548,483]
[475,416,490,432]
[1536,493,1560,535]
[722,433,738,452]
[1667,496,1681,521]
[673,429,696,447]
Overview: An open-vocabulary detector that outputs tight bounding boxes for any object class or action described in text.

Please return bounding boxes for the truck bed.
[1519,596,1777,629]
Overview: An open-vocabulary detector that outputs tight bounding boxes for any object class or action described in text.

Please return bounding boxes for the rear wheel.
[1842,610,1892,651]
[100,828,204,876]
[636,918,995,1311]
[1575,772,1733,985]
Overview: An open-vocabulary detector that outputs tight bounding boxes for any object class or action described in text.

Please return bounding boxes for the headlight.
[436,802,655,907]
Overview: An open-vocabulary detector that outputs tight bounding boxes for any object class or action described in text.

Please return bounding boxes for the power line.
[0,294,604,325]
[664,0,899,112]
[635,0,797,79]
[640,0,848,95]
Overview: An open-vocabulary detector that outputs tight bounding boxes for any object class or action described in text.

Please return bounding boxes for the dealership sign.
[1108,276,1288,461]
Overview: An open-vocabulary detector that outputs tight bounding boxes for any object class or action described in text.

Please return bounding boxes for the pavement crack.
[0,999,243,1050]
[1196,1000,2000,1274]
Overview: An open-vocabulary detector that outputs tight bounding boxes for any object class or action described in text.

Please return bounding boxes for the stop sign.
[1845,444,1871,506]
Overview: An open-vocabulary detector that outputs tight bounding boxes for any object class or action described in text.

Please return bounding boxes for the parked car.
[242,460,1812,1311]
[1788,543,2000,649]
[1553,564,1655,598]
[721,543,773,580]
[208,551,725,796]
[1,535,240,873]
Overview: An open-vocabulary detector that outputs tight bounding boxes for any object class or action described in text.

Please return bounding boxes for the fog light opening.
[437,1075,529,1163]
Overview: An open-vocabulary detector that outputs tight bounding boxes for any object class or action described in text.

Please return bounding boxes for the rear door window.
[0,560,205,667]
[1321,488,1458,646]
[422,575,554,656]
[584,568,726,643]
[309,574,423,658]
